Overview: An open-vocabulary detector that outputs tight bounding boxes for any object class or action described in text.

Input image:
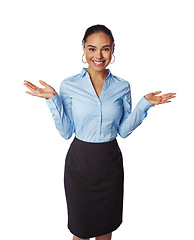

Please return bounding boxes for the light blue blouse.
[46,68,154,142]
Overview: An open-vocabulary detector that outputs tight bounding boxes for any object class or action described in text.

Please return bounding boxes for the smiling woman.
[82,25,115,75]
[83,32,114,73]
[23,24,176,240]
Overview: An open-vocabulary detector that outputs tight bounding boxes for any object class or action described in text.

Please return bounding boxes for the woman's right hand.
[24,80,57,99]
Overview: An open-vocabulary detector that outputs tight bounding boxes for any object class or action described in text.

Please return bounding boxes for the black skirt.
[64,136,124,239]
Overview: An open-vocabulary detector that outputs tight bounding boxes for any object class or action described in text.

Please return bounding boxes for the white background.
[0,0,193,239]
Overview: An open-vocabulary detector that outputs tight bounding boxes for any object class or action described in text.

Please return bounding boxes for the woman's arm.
[45,81,75,139]
[24,80,75,140]
[117,83,176,138]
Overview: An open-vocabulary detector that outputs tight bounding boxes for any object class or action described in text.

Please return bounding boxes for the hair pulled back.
[82,24,114,47]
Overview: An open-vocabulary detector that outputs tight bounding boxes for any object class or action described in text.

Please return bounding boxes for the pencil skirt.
[64,136,124,239]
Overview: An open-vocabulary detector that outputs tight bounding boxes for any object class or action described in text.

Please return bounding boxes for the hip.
[65,136,123,172]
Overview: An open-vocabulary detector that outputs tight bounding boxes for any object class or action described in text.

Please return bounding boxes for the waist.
[71,136,119,153]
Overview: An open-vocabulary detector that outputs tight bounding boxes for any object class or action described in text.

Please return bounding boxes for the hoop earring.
[82,53,87,64]
[111,54,115,64]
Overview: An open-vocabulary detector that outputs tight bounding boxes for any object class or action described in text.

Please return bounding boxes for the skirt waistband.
[70,136,119,153]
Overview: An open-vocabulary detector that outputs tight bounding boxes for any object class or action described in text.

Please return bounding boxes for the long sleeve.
[118,82,155,138]
[45,81,75,140]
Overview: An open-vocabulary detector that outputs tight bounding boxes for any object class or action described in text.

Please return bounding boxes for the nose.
[96,50,103,59]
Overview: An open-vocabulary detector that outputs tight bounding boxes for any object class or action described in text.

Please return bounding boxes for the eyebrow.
[87,45,112,48]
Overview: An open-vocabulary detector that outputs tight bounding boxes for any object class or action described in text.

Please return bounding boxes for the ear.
[82,42,85,52]
[111,43,115,54]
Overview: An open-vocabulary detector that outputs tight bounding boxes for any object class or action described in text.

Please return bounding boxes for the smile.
[92,60,106,66]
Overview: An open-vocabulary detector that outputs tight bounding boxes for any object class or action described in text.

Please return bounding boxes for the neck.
[86,67,108,82]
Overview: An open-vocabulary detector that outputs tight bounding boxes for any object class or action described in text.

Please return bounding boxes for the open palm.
[24,80,56,99]
[144,91,176,105]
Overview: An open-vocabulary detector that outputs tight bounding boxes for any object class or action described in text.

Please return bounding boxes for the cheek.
[85,51,94,60]
[104,52,112,60]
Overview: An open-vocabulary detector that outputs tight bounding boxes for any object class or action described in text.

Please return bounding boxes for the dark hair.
[82,24,114,47]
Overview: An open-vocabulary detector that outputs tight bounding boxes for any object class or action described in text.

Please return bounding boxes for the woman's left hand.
[144,91,176,105]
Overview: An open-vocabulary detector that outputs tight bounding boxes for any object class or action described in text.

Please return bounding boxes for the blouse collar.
[80,67,112,79]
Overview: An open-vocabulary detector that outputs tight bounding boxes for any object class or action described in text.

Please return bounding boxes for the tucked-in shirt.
[46,68,154,143]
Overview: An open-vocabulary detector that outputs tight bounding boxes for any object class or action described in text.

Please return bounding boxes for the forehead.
[86,32,112,46]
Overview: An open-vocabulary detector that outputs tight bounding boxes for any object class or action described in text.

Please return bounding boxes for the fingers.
[162,93,176,101]
[152,91,162,95]
[161,93,176,97]
[157,92,176,104]
[24,80,42,95]
[25,91,40,97]
[158,100,171,105]
[39,80,49,87]
[25,83,39,93]
[24,80,38,91]
[152,91,176,98]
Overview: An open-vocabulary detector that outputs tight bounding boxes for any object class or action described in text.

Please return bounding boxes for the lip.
[92,60,106,67]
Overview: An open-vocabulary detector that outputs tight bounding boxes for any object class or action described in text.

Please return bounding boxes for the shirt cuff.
[136,96,155,112]
[45,93,62,112]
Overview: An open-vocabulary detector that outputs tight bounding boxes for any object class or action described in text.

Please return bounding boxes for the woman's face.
[82,32,115,73]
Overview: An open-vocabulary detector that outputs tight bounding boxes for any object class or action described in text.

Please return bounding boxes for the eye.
[89,48,95,52]
[103,48,110,52]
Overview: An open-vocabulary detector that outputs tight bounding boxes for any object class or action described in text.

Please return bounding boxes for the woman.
[24,25,176,240]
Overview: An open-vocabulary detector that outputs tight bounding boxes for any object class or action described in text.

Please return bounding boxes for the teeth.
[93,61,104,65]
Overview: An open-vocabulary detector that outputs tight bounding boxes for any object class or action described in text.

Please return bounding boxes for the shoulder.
[59,72,82,96]
[60,73,81,86]
[111,73,130,89]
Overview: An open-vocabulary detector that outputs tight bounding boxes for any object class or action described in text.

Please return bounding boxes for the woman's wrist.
[46,92,57,99]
